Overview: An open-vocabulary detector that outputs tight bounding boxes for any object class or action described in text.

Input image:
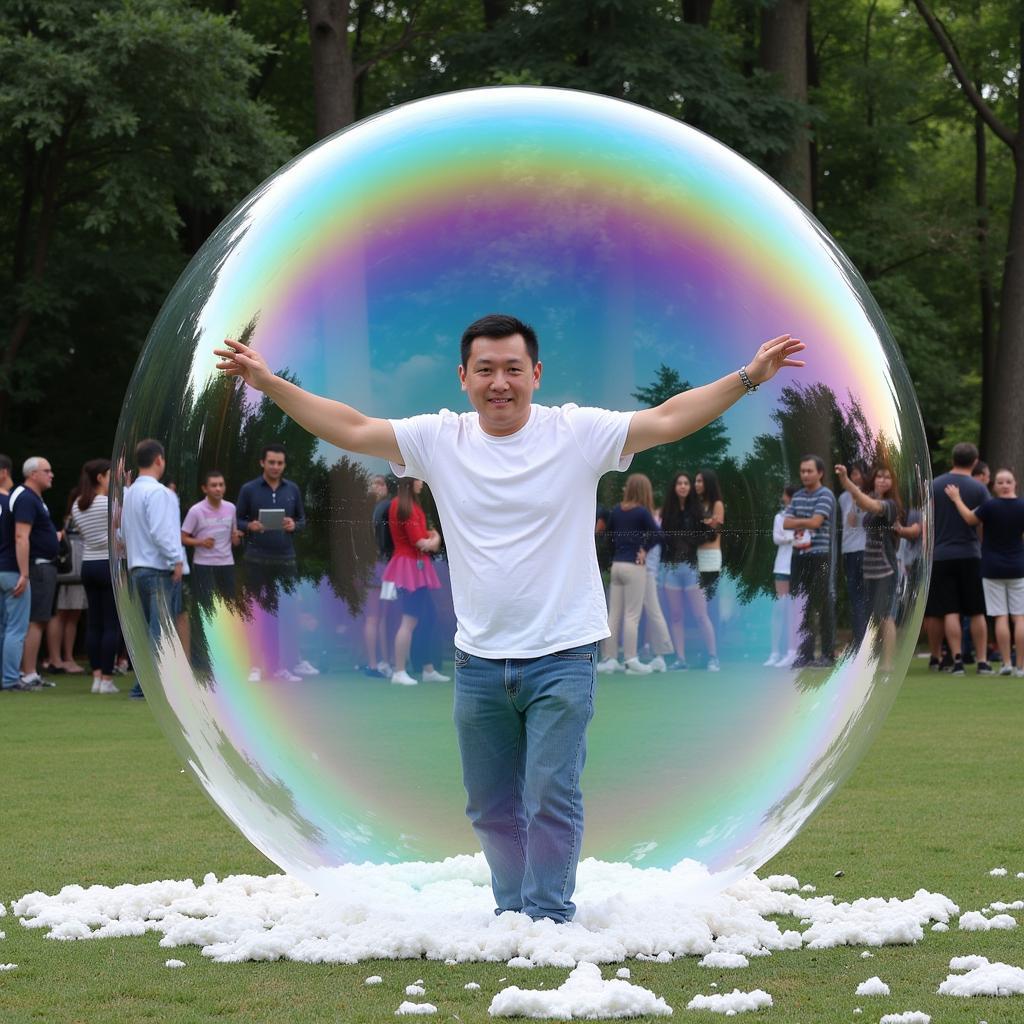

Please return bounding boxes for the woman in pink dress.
[383,478,448,685]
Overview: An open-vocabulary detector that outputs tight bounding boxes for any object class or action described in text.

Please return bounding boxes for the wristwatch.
[738,366,758,394]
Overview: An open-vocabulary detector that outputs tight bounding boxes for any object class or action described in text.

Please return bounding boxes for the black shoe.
[962,653,976,666]
[951,658,965,676]
[928,656,941,672]
[976,661,995,676]
[939,654,955,672]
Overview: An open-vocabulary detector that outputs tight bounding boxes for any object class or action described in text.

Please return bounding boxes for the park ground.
[0,655,1022,1023]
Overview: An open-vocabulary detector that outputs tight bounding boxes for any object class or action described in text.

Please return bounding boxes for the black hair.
[800,453,825,475]
[202,468,226,486]
[77,458,111,513]
[952,442,979,468]
[696,467,723,512]
[135,439,165,469]
[261,443,286,461]
[0,453,11,476]
[460,314,539,367]
[971,460,990,478]
[783,484,797,499]
[660,472,699,563]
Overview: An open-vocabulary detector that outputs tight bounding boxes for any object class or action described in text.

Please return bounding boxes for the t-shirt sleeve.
[181,505,200,535]
[882,499,897,525]
[566,406,636,475]
[813,491,834,523]
[974,499,992,523]
[389,412,446,480]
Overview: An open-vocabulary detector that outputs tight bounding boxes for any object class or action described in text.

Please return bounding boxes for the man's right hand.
[214,339,276,392]
[200,537,216,549]
[12,574,27,597]
[248,520,264,533]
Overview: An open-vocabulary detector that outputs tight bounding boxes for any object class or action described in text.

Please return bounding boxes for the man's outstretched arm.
[214,339,403,463]
[623,334,806,456]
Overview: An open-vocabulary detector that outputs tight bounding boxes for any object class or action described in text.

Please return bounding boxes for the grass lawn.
[0,656,1021,1023]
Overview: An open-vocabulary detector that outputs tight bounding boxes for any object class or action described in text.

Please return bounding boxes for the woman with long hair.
[765,484,799,668]
[694,468,725,598]
[70,459,121,693]
[659,472,719,671]
[835,458,904,671]
[946,467,1024,676]
[638,475,676,673]
[597,473,660,674]
[382,477,448,686]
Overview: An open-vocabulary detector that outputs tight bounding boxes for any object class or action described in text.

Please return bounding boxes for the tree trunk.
[682,0,714,26]
[760,0,812,208]
[307,0,355,139]
[976,102,997,457]
[986,142,1024,472]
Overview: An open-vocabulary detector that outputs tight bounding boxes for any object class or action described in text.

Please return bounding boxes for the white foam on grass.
[488,961,672,1018]
[9,858,957,969]
[405,984,425,996]
[699,952,748,969]
[365,976,383,985]
[685,988,772,1014]
[958,911,1017,931]
[0,963,17,971]
[464,982,480,990]
[854,975,889,996]
[878,1013,929,1024]
[616,968,630,979]
[395,1001,436,1015]
[989,868,1007,876]
[938,955,1024,997]
[164,958,186,968]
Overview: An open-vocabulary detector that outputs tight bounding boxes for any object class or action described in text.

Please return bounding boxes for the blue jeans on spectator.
[129,567,174,696]
[843,551,868,646]
[452,642,597,923]
[1,571,31,688]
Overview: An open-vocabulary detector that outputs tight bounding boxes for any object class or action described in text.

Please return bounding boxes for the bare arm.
[944,484,980,526]
[624,335,805,456]
[214,339,403,462]
[13,522,30,596]
[835,464,884,515]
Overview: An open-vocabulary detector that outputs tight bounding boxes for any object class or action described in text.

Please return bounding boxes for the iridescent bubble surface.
[111,87,930,899]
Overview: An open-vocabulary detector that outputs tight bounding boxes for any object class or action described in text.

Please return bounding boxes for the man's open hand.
[214,339,276,392]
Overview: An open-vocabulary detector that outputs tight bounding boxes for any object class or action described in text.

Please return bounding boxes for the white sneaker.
[247,667,262,683]
[763,653,780,667]
[274,669,303,682]
[91,678,101,694]
[776,650,797,669]
[1016,668,1024,678]
[20,672,43,686]
[998,665,1013,676]
[596,657,622,674]
[376,661,392,676]
[421,668,450,682]
[648,655,667,673]
[98,679,120,694]
[624,657,653,675]
[292,659,320,677]
[390,670,418,686]
[707,657,721,672]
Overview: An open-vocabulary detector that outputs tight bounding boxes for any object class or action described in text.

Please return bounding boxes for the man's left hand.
[283,517,296,532]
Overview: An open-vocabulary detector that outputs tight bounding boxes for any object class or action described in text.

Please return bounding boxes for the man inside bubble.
[215,314,804,923]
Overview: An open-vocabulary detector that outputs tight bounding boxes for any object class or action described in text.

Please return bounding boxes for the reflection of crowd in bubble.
[8,435,1024,694]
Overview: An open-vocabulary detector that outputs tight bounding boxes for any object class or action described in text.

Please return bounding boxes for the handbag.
[55,534,73,575]
[380,580,398,601]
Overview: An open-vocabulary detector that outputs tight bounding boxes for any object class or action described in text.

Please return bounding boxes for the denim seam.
[558,668,594,907]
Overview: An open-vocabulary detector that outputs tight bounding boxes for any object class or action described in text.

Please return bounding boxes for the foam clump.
[395,1002,436,1015]
[938,956,1024,997]
[854,976,889,996]
[958,912,1017,931]
[699,952,749,969]
[488,962,672,1019]
[878,1014,929,1024]
[164,958,186,968]
[685,988,772,1014]
[10,861,957,967]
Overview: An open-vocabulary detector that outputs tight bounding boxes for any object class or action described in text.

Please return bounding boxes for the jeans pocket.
[552,644,596,661]
[454,648,471,668]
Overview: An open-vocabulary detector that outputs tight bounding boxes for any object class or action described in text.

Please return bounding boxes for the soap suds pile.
[4,858,1022,1019]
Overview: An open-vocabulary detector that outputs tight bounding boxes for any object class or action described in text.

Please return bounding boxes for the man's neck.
[262,474,281,488]
[138,468,162,481]
[803,481,822,493]
[949,467,973,477]
[25,480,43,497]
[206,496,223,508]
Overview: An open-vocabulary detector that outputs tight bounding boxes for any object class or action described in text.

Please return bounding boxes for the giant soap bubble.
[112,87,930,899]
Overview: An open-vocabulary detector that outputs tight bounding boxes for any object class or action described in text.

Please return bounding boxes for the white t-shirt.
[390,403,635,659]
[772,510,795,575]
[839,490,866,554]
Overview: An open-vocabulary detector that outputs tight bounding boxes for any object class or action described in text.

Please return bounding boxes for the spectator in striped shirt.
[783,455,837,668]
[835,461,902,671]
[71,459,121,694]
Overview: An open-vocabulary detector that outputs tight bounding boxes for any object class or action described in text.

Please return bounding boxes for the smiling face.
[458,334,542,437]
[873,468,892,497]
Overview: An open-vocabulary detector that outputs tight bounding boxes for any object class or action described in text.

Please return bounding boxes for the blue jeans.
[0,571,31,687]
[453,642,597,923]
[129,568,175,695]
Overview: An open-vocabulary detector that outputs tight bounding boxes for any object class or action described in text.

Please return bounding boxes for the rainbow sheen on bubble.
[112,87,930,899]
